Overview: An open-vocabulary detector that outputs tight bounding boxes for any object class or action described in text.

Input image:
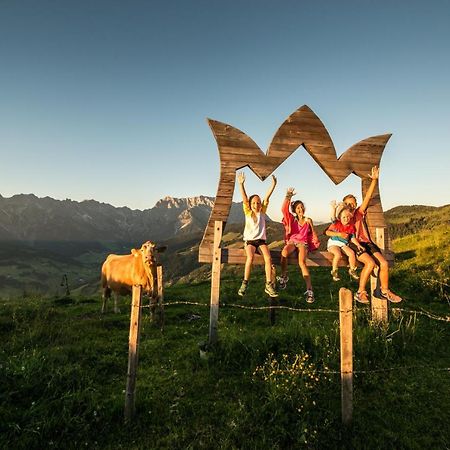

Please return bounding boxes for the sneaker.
[348,267,359,280]
[265,282,279,298]
[276,275,289,290]
[238,280,248,297]
[304,289,315,303]
[331,269,340,282]
[380,289,402,303]
[354,290,369,304]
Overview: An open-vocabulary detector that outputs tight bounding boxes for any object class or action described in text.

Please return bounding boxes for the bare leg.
[371,251,389,290]
[328,246,342,272]
[357,252,376,293]
[259,244,273,283]
[342,246,357,269]
[298,245,312,291]
[244,244,256,281]
[281,243,296,277]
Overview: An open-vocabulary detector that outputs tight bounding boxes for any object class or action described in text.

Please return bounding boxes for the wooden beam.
[209,221,223,345]
[371,227,388,323]
[339,287,353,426]
[199,247,394,266]
[124,285,143,422]
[157,265,164,331]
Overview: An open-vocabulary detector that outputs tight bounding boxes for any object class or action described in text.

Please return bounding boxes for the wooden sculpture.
[199,105,392,266]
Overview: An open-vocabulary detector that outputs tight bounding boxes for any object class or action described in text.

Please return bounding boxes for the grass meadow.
[1,241,449,450]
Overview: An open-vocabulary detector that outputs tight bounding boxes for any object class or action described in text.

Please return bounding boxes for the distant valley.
[0,193,448,298]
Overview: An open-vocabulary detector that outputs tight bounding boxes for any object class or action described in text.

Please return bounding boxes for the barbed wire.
[313,366,450,375]
[392,307,450,322]
[140,300,450,322]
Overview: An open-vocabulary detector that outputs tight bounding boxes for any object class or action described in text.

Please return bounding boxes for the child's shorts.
[348,241,381,256]
[245,239,267,249]
[327,239,348,250]
[287,240,308,249]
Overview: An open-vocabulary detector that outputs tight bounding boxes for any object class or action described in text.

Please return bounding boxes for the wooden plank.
[339,287,353,426]
[371,228,388,323]
[200,105,391,263]
[209,221,223,345]
[124,285,143,422]
[199,247,394,266]
[157,265,164,331]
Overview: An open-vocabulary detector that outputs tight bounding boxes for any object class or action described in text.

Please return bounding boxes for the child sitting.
[237,172,278,298]
[277,187,319,303]
[326,201,363,282]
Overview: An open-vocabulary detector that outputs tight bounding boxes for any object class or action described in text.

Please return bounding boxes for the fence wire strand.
[141,300,450,322]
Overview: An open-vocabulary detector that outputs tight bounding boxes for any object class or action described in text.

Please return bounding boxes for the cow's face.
[131,241,166,266]
[140,241,157,265]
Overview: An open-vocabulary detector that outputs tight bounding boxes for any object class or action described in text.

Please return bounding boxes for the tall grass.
[1,262,449,448]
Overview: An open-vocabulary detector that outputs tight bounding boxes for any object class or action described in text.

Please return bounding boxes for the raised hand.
[369,166,379,180]
[286,187,296,198]
[237,172,245,185]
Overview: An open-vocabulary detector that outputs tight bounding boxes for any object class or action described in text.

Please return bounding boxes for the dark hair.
[291,200,305,217]
[249,194,261,205]
[343,194,357,203]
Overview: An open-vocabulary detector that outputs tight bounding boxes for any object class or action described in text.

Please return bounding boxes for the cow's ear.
[156,246,167,253]
[131,249,139,256]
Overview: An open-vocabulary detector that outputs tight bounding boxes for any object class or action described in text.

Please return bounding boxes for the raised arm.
[263,175,277,203]
[282,187,295,217]
[359,166,379,213]
[237,172,249,207]
[329,200,337,222]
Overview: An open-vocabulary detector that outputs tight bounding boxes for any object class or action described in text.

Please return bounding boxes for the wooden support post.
[124,285,143,422]
[339,287,353,426]
[209,221,223,345]
[157,265,164,330]
[371,227,388,323]
[268,264,276,325]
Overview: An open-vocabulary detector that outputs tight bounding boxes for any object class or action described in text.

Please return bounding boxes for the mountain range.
[0,193,448,298]
[0,194,246,243]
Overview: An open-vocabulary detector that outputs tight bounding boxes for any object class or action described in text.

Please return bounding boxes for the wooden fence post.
[209,221,223,345]
[157,265,164,330]
[124,285,143,422]
[371,227,388,323]
[339,287,353,426]
[268,264,277,325]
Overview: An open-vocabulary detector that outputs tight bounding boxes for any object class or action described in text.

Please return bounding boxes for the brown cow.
[101,241,166,313]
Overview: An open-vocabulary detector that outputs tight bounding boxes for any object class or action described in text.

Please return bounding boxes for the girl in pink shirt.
[278,187,319,303]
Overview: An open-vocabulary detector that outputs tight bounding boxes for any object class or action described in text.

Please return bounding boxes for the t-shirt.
[243,201,268,241]
[351,208,371,243]
[327,220,355,245]
[281,197,316,248]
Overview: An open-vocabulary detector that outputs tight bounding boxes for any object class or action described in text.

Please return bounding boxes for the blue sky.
[1,0,449,222]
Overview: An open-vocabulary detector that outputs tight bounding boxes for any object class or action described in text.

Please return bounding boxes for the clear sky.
[1,0,449,222]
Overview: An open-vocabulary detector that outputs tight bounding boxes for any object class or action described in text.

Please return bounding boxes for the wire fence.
[144,300,450,323]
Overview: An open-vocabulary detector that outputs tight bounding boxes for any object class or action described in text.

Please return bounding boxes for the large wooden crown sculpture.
[199,105,391,264]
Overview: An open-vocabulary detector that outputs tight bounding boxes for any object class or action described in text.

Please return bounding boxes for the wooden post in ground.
[157,265,164,330]
[339,287,353,426]
[124,285,143,422]
[209,221,223,345]
[268,264,277,325]
[371,227,388,323]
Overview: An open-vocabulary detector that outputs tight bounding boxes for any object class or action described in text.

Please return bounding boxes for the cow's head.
[131,241,167,266]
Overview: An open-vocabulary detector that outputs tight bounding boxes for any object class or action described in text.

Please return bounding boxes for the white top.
[243,202,268,241]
